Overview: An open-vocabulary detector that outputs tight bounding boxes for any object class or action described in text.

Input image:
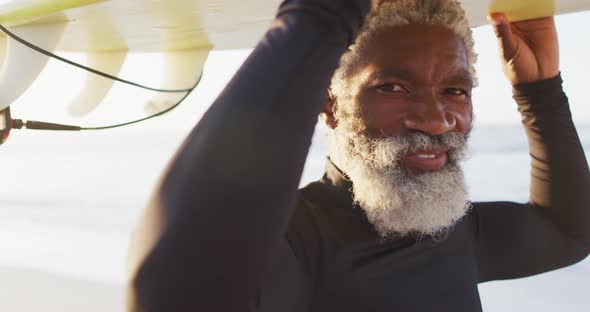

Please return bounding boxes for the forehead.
[361,24,469,81]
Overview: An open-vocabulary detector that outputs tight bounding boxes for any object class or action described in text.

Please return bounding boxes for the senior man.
[127,0,590,311]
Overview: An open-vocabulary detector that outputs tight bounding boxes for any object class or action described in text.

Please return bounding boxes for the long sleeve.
[474,74,590,282]
[126,1,371,311]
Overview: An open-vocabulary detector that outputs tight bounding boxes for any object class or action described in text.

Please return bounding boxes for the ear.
[320,89,338,129]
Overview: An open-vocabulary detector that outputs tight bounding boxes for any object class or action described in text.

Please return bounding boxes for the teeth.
[416,154,436,159]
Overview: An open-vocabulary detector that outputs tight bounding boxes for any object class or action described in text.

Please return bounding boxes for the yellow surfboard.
[0,0,588,123]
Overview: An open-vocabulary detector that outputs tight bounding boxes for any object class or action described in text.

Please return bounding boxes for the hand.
[370,0,379,7]
[488,13,559,85]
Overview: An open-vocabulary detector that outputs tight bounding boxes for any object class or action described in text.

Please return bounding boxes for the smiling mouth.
[402,149,448,172]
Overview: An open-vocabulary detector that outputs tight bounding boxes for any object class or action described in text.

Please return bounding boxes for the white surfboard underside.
[0,0,588,112]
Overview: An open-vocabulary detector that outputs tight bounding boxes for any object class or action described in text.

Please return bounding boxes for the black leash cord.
[0,23,204,131]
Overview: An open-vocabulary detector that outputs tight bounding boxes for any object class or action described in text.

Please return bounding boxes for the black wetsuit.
[127,1,590,311]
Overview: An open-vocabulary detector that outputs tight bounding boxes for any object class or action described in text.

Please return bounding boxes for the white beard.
[329,126,471,238]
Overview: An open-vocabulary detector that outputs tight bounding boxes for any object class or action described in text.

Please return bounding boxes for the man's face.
[328,24,473,237]
[354,23,473,171]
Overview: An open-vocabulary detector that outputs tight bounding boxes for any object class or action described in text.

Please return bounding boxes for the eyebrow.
[368,68,413,82]
[444,69,474,87]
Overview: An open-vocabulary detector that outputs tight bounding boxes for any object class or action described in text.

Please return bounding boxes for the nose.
[403,94,456,136]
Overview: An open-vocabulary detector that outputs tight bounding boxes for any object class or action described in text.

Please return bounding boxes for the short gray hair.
[330,0,477,109]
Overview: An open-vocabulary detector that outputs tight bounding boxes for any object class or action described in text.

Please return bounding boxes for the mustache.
[367,131,469,166]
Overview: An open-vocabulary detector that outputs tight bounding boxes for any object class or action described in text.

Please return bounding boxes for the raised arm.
[474,14,590,281]
[126,1,371,311]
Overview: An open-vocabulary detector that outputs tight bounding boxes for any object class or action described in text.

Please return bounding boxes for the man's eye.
[445,88,470,97]
[376,83,406,93]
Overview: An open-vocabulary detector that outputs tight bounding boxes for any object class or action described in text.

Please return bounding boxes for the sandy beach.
[1,127,588,312]
[0,267,124,312]
[1,258,588,312]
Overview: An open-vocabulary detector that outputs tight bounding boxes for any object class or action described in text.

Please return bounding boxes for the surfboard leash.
[4,71,201,132]
[0,24,194,93]
[0,23,203,136]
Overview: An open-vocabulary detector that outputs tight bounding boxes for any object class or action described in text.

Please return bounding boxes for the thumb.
[488,13,519,61]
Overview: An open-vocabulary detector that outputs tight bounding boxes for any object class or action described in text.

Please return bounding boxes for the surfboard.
[0,0,588,120]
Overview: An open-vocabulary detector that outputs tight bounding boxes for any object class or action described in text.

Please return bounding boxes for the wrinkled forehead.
[360,24,470,81]
[370,24,467,56]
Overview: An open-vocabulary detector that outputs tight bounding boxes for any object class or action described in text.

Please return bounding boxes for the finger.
[488,13,519,60]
